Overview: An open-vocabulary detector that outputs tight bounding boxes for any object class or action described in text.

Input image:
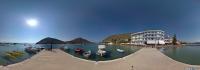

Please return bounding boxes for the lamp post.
[50,39,53,51]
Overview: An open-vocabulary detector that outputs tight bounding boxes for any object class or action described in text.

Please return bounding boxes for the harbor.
[1,43,200,65]
[0,44,140,65]
[0,0,200,69]
[0,48,200,70]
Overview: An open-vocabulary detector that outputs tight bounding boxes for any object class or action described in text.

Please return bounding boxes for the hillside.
[66,37,94,44]
[36,37,65,44]
[102,33,131,44]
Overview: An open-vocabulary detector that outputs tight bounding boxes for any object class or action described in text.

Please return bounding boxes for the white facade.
[164,35,173,44]
[131,30,165,45]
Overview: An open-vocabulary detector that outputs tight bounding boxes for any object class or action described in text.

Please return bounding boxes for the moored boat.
[96,50,106,56]
[98,45,106,49]
[60,46,70,52]
[96,45,107,56]
[75,48,84,54]
[25,47,38,54]
[116,49,124,53]
[83,50,91,58]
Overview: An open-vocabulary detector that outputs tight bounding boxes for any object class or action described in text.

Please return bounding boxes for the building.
[164,35,173,45]
[131,30,165,45]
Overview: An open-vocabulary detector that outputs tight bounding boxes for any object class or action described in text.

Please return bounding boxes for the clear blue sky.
[0,0,200,43]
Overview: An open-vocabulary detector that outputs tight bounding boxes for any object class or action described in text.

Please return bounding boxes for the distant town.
[0,30,200,70]
[0,30,198,46]
[102,30,182,46]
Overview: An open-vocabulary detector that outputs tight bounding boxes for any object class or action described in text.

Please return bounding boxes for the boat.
[98,45,106,49]
[60,46,70,51]
[75,48,84,54]
[38,47,45,50]
[116,49,124,53]
[35,47,45,51]
[96,50,106,56]
[83,50,91,58]
[96,45,106,56]
[25,47,38,54]
[96,45,107,56]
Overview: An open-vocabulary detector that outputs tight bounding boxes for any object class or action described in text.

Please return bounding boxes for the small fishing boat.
[75,48,84,54]
[60,46,69,51]
[35,46,45,51]
[64,46,70,52]
[38,47,45,50]
[65,46,69,49]
[25,47,37,54]
[116,49,124,53]
[83,50,91,58]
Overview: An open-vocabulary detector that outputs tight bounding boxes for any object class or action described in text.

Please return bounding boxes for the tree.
[172,34,177,45]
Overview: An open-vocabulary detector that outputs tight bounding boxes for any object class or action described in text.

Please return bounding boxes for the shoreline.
[0,50,45,67]
[0,46,199,66]
[0,48,200,70]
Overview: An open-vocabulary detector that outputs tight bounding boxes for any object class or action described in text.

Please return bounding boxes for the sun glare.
[26,19,38,27]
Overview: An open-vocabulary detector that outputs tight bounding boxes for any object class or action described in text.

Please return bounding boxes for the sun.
[26,19,38,27]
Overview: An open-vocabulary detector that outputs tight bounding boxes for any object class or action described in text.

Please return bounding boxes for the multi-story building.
[164,35,173,44]
[131,30,165,45]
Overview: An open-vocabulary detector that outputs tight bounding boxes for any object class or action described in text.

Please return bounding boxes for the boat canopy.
[98,45,106,49]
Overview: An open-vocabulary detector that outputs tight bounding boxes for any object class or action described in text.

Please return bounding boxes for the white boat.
[60,46,70,51]
[98,45,106,49]
[97,45,107,56]
[83,50,91,58]
[64,46,69,50]
[116,49,124,53]
[97,50,106,56]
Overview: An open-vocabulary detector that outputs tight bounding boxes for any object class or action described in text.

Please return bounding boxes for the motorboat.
[96,45,107,56]
[97,50,106,56]
[60,46,70,51]
[75,48,84,54]
[116,49,124,53]
[83,50,91,58]
[35,46,45,51]
[25,47,38,54]
[98,45,106,49]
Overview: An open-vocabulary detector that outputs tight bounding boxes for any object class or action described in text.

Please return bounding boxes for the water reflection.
[161,46,200,65]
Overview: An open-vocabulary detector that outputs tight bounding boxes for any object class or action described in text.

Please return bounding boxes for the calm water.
[62,44,141,61]
[1,44,200,65]
[0,44,35,65]
[0,44,140,65]
[162,45,200,65]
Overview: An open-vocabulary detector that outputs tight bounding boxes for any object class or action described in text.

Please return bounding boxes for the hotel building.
[164,35,173,44]
[131,30,165,45]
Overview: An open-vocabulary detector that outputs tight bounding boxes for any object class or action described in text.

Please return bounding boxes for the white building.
[131,30,165,45]
[164,35,173,44]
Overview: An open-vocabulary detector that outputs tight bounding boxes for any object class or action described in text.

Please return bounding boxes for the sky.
[0,0,200,43]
